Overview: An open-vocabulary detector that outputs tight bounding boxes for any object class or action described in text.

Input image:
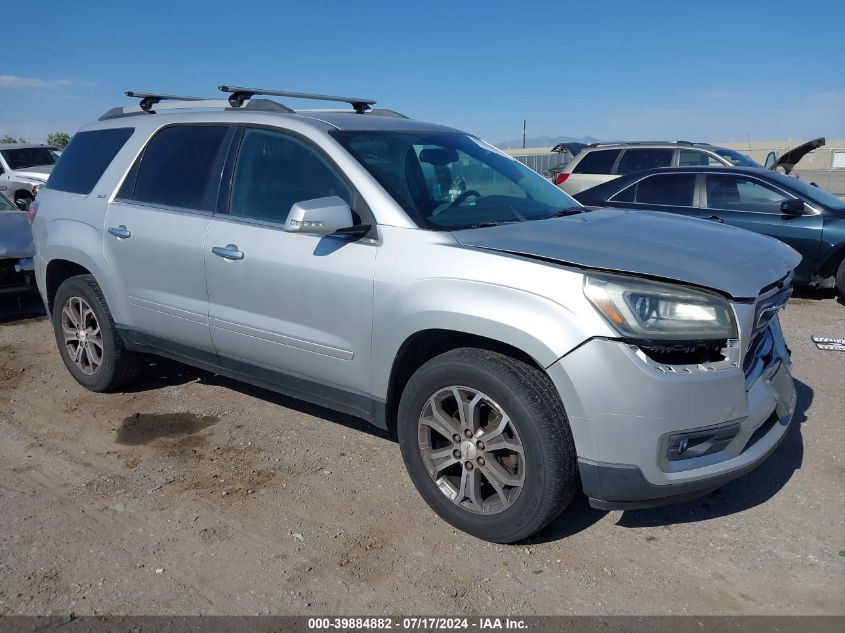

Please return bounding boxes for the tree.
[47,132,71,149]
[0,135,26,143]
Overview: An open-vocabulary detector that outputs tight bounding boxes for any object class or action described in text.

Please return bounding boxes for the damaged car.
[0,191,35,295]
[0,143,60,209]
[33,87,800,542]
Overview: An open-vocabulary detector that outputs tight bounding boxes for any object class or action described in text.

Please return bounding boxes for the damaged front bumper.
[547,315,796,510]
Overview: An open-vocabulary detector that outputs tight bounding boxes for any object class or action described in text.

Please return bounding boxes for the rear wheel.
[397,348,577,543]
[52,275,141,392]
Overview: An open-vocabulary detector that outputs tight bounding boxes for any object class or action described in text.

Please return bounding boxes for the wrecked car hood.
[0,210,35,259]
[452,209,801,299]
[9,165,53,181]
[770,137,825,175]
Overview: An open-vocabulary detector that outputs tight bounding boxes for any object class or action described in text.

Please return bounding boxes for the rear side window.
[616,149,674,174]
[572,150,621,174]
[678,149,724,166]
[127,126,230,211]
[612,173,696,206]
[46,128,133,195]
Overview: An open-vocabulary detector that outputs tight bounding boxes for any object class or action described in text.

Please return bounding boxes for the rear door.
[701,173,823,281]
[104,124,234,351]
[604,172,701,219]
[204,126,377,399]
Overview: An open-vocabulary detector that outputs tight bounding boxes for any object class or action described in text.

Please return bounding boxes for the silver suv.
[32,87,799,543]
[557,141,761,195]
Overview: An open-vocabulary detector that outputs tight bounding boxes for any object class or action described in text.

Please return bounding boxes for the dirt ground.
[0,291,843,616]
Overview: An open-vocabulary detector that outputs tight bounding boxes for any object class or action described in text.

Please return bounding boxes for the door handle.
[212,244,244,260]
[108,225,131,239]
[704,215,724,223]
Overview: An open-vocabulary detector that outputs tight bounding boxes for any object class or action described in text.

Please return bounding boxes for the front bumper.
[547,317,796,510]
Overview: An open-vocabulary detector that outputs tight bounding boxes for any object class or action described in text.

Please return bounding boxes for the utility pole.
[522,119,526,149]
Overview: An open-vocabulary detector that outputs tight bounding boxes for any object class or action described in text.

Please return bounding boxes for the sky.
[2,0,843,145]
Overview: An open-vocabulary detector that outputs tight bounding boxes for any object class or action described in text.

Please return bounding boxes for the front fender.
[370,276,608,399]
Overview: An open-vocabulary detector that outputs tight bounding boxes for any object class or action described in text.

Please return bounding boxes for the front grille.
[743,326,775,378]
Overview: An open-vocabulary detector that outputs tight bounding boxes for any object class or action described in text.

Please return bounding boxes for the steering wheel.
[449,189,481,208]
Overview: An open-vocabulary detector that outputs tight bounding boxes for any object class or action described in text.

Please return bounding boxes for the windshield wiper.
[548,206,584,218]
[469,219,522,229]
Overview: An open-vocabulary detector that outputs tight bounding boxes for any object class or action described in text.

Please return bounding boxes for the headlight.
[583,273,737,340]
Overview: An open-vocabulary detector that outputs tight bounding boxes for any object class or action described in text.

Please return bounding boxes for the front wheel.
[836,257,845,301]
[397,348,577,543]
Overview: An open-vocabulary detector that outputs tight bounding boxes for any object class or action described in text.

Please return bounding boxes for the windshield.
[768,172,845,210]
[333,131,581,230]
[1,147,59,170]
[712,147,761,168]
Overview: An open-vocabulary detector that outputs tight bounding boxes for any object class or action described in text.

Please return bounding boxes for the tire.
[836,257,845,301]
[51,274,141,392]
[397,348,577,543]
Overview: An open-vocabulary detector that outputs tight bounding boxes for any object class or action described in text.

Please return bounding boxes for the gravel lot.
[0,291,843,616]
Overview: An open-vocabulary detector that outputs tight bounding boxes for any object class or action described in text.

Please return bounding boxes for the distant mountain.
[495,134,603,150]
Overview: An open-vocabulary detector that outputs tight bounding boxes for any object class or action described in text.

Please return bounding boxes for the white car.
[0,143,60,208]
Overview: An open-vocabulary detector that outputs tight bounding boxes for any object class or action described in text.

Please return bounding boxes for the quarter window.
[706,175,790,214]
[46,128,133,195]
[572,150,621,174]
[129,126,230,211]
[678,149,724,166]
[615,149,674,174]
[229,128,352,224]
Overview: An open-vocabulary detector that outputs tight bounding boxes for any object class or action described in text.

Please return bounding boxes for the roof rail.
[219,85,376,113]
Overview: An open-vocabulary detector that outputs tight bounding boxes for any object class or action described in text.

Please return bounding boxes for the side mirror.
[780,199,805,215]
[15,199,28,211]
[284,196,355,236]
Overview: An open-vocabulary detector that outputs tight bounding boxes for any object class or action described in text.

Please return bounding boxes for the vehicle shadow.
[126,357,394,442]
[530,379,811,542]
[614,378,811,529]
[790,286,841,305]
[0,293,47,324]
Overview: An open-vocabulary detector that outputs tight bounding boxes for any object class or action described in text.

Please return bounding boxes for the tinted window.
[635,173,696,206]
[678,149,724,166]
[230,128,351,223]
[0,194,14,211]
[706,175,789,214]
[131,126,229,210]
[616,149,674,174]
[610,183,636,203]
[1,147,59,170]
[573,150,621,174]
[46,129,133,195]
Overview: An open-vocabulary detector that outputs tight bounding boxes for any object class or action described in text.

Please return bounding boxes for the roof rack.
[126,91,208,112]
[219,85,376,113]
[586,140,700,148]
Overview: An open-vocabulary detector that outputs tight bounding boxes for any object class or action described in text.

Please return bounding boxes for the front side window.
[129,126,230,211]
[1,147,59,170]
[229,128,351,223]
[0,194,14,211]
[333,131,580,230]
[678,149,724,166]
[572,150,621,174]
[47,129,133,195]
[706,175,789,213]
[615,149,674,175]
[612,173,696,207]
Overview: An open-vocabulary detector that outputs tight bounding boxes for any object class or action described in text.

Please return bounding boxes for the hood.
[10,165,53,181]
[452,209,801,300]
[768,137,825,175]
[0,210,35,259]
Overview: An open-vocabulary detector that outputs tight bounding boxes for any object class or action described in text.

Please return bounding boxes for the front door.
[605,172,701,219]
[701,173,824,282]
[204,127,377,401]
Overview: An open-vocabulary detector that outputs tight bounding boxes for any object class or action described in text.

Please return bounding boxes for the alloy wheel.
[60,296,104,376]
[417,386,526,515]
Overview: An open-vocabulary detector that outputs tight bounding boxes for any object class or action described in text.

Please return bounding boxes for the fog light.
[667,422,740,461]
